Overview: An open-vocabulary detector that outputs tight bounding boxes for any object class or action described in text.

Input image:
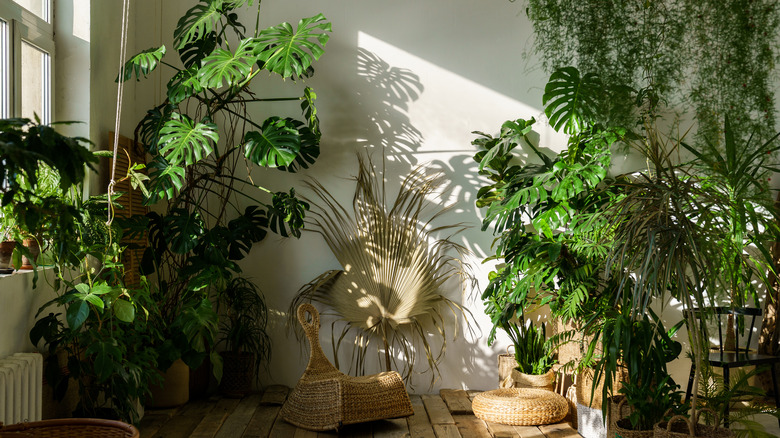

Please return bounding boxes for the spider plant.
[290,154,473,386]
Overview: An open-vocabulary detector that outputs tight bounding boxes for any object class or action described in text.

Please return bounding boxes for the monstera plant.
[120,0,330,376]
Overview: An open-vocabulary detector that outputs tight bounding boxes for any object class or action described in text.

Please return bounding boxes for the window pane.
[21,40,50,124]
[11,0,48,22]
[0,19,8,118]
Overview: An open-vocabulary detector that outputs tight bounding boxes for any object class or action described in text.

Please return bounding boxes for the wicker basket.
[612,397,653,438]
[219,351,255,398]
[0,418,139,438]
[280,304,413,431]
[653,409,734,438]
[473,387,569,426]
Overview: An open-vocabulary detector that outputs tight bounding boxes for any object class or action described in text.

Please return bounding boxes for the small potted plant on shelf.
[500,315,556,391]
[216,276,271,397]
[0,208,19,273]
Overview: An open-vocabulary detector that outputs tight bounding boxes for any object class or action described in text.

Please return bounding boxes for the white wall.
[134,0,569,392]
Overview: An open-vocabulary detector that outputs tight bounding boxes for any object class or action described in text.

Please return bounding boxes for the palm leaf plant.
[290,154,473,386]
[119,0,331,377]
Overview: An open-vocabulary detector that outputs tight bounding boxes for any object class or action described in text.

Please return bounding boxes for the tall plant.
[290,154,473,386]
[120,0,331,374]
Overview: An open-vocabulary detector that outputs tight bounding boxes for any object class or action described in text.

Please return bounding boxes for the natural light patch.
[356,31,568,159]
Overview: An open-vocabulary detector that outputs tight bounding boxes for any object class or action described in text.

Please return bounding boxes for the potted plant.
[500,316,556,390]
[118,0,331,400]
[216,276,270,397]
[0,207,18,272]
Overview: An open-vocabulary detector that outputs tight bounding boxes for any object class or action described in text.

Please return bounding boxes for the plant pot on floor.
[219,351,255,398]
[148,359,189,408]
[653,409,733,438]
[0,240,15,272]
[613,398,654,438]
[501,367,555,391]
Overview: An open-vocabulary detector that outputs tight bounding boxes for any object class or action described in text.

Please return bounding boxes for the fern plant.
[120,0,331,376]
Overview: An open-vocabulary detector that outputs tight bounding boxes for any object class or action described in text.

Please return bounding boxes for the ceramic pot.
[148,359,190,408]
[20,238,40,269]
[0,240,15,270]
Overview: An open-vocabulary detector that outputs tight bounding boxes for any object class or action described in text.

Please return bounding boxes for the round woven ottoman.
[473,387,569,426]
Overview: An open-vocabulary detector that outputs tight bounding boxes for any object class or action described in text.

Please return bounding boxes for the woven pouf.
[473,387,569,426]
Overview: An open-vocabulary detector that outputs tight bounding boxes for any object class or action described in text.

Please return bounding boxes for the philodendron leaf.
[116,46,166,82]
[277,120,320,173]
[174,1,224,50]
[158,113,218,166]
[164,208,204,254]
[146,157,186,204]
[178,31,219,69]
[198,38,258,89]
[255,14,331,79]
[113,299,135,323]
[543,67,602,135]
[268,188,308,238]
[243,117,301,167]
[66,300,89,330]
[167,66,203,105]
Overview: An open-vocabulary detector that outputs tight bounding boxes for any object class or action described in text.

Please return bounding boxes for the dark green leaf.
[117,46,166,82]
[158,113,218,166]
[243,117,301,167]
[255,14,331,78]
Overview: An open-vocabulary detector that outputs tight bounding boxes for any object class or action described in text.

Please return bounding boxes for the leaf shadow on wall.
[352,48,424,166]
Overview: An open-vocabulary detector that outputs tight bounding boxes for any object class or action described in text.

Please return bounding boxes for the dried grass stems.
[289,154,475,387]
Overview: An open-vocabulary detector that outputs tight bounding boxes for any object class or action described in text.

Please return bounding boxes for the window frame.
[0,0,54,123]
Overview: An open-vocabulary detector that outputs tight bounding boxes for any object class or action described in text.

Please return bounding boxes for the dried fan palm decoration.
[290,154,474,386]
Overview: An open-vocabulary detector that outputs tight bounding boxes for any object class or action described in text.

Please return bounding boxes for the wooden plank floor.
[139,387,582,438]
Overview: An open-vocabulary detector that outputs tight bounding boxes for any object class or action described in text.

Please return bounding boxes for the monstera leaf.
[268,189,308,238]
[167,66,203,105]
[174,1,224,50]
[227,205,268,259]
[117,46,166,82]
[178,31,219,69]
[146,157,186,204]
[198,38,258,89]
[542,67,602,135]
[300,87,320,136]
[164,208,205,254]
[158,113,218,166]
[137,106,172,153]
[255,14,331,78]
[243,117,301,168]
[278,120,319,173]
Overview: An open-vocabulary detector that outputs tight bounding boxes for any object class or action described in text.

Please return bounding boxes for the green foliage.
[121,1,331,375]
[504,318,555,375]
[543,67,602,135]
[525,0,780,146]
[255,14,331,79]
[116,46,166,82]
[216,276,271,383]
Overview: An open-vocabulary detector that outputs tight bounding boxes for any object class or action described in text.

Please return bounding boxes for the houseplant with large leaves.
[120,0,331,379]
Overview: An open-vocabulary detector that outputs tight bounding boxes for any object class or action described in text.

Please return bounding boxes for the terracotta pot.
[0,240,15,270]
[219,351,255,398]
[20,238,40,269]
[148,359,190,408]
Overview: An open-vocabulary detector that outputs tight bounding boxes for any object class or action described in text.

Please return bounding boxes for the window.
[0,0,53,123]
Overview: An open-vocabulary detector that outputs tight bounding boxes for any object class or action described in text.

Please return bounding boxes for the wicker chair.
[280,303,414,431]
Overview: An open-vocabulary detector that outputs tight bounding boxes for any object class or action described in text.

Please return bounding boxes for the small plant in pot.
[216,276,271,397]
[501,315,556,390]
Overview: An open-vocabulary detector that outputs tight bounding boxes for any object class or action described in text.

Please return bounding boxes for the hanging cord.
[106,0,131,227]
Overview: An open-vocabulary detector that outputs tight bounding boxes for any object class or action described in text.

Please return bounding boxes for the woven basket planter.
[653,409,734,438]
[473,387,568,426]
[498,351,555,391]
[220,351,255,398]
[0,418,139,438]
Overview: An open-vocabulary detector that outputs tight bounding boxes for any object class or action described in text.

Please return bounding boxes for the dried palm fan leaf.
[290,154,474,386]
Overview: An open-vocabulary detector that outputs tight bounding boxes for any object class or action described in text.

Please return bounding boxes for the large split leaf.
[542,67,602,135]
[198,38,258,89]
[164,208,204,254]
[277,120,320,173]
[268,188,308,238]
[167,66,203,105]
[243,117,301,168]
[158,113,218,166]
[255,14,331,79]
[117,46,166,82]
[178,31,219,69]
[174,1,224,50]
[137,105,173,153]
[146,157,186,204]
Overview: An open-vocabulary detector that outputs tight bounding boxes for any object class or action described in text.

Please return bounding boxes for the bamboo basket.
[0,419,139,438]
[473,387,569,426]
[653,409,734,438]
[612,398,654,438]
